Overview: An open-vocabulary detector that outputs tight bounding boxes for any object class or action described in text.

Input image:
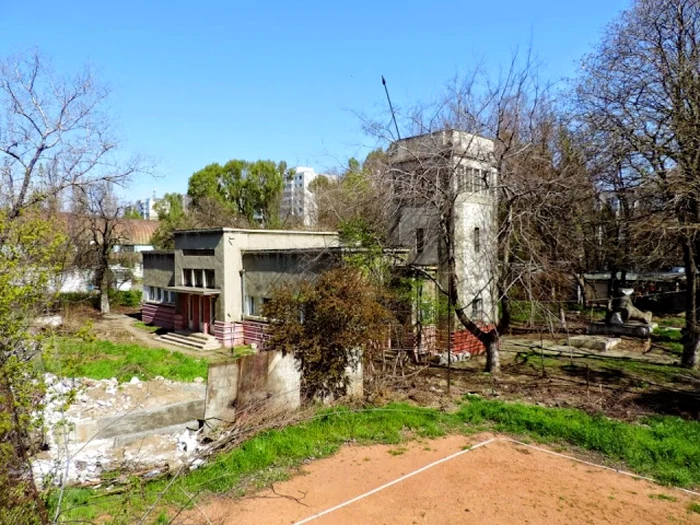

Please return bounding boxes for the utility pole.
[447,277,453,393]
[381,75,401,140]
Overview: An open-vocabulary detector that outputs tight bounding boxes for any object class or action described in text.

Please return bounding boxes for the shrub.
[264,267,395,400]
[108,290,142,307]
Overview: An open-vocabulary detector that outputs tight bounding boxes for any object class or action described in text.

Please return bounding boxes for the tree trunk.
[682,334,700,368]
[559,304,567,330]
[484,334,500,374]
[100,289,110,315]
[574,273,589,308]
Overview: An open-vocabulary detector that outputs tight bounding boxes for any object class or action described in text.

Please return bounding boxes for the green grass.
[516,346,699,387]
[657,315,685,328]
[53,397,700,522]
[653,328,684,355]
[133,321,159,333]
[231,345,256,359]
[43,338,209,382]
[689,502,700,514]
[649,493,678,502]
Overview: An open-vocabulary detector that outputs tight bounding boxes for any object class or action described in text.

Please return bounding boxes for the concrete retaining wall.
[204,350,365,423]
[205,351,301,423]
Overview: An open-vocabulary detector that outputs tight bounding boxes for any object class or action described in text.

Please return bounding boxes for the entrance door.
[200,296,215,335]
[187,295,194,331]
[199,296,205,334]
[210,297,216,334]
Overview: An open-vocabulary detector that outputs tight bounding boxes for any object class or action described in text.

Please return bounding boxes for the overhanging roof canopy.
[165,286,220,296]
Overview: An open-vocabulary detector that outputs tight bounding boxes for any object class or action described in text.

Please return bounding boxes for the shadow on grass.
[561,363,627,385]
[632,390,700,420]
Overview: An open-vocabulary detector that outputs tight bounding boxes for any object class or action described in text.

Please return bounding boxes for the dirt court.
[176,434,700,525]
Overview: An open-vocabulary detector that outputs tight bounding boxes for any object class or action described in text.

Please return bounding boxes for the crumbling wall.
[205,351,301,423]
[205,350,363,422]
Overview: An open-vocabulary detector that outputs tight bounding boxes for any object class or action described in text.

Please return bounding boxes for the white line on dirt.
[291,437,497,525]
[501,438,700,498]
[292,436,700,524]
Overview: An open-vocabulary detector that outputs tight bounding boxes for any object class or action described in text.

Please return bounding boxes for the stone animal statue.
[606,289,653,325]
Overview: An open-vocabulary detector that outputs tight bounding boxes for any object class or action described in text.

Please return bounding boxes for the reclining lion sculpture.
[606,288,653,325]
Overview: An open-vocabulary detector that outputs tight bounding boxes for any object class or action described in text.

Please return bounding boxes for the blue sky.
[2,0,629,199]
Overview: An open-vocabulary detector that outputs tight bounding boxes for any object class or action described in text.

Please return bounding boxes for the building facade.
[387,130,499,332]
[280,166,319,226]
[136,197,161,221]
[141,228,339,347]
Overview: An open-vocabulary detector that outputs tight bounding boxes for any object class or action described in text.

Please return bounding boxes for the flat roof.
[173,227,338,236]
[242,247,410,256]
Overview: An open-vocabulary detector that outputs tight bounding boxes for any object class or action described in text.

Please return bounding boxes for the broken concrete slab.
[96,399,205,439]
[586,321,657,338]
[568,336,621,352]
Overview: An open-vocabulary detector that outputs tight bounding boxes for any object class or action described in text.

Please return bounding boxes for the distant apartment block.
[280,166,319,226]
[136,197,161,220]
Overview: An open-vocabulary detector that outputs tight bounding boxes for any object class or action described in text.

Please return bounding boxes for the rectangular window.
[183,249,215,256]
[247,296,256,316]
[204,269,215,289]
[416,228,425,254]
[474,227,481,253]
[194,269,204,288]
[471,297,483,320]
[183,269,193,287]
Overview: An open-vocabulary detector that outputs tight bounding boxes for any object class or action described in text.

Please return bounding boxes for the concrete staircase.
[159,331,221,351]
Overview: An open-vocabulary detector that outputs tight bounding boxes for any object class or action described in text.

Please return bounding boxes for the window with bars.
[471,297,483,320]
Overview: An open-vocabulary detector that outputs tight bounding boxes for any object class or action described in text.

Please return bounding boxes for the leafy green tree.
[122,207,142,220]
[150,193,192,250]
[0,211,65,524]
[187,159,286,227]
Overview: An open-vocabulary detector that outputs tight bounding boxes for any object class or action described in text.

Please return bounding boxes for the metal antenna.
[381,75,401,140]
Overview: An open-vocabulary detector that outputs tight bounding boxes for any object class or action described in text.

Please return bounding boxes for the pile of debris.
[32,374,207,485]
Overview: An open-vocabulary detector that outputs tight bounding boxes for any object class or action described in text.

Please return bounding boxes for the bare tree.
[364,51,600,374]
[0,50,141,231]
[575,0,700,368]
[72,183,127,314]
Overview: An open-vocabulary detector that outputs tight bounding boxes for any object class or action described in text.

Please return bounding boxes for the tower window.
[416,228,425,254]
[474,227,481,253]
[472,297,483,320]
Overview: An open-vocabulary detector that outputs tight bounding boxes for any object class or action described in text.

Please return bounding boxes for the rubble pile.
[32,374,207,485]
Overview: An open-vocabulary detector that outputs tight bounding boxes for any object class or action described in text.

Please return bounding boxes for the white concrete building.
[280,166,319,226]
[387,130,498,324]
[136,197,161,220]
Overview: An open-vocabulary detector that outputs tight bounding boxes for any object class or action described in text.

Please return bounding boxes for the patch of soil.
[384,335,700,421]
[173,435,700,525]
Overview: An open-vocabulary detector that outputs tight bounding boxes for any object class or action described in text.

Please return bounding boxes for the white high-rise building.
[136,196,160,220]
[281,166,319,226]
